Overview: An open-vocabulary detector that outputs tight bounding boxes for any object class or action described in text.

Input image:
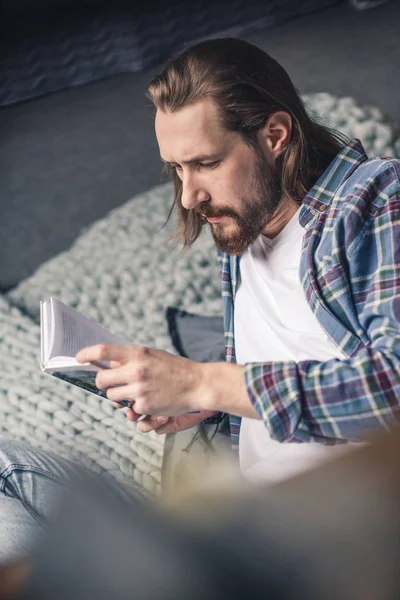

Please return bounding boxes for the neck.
[262,195,299,239]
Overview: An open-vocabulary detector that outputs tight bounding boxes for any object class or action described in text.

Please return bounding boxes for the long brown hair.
[147,37,348,247]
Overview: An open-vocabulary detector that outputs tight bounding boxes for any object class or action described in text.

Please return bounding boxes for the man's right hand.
[124,408,218,435]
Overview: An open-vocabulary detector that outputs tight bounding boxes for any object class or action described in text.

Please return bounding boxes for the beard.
[199,149,283,256]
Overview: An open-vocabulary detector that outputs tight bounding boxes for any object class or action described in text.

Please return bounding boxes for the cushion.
[1,1,340,107]
[166,307,225,363]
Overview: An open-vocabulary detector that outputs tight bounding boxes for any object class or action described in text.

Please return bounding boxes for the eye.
[167,161,220,174]
[198,161,220,169]
[168,164,182,175]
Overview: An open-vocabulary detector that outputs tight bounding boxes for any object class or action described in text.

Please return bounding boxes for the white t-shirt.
[235,211,359,485]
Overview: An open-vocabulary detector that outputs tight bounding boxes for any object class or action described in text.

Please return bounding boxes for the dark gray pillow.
[166,307,225,363]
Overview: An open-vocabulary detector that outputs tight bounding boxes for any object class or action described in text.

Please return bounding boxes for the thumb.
[155,410,217,435]
[137,415,170,433]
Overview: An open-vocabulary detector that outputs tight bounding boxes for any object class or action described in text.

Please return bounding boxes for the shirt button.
[319,204,328,211]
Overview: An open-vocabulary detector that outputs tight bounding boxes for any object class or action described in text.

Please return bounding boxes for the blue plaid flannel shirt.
[217,139,400,451]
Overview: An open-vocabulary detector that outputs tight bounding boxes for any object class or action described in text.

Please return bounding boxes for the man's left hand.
[75,344,204,417]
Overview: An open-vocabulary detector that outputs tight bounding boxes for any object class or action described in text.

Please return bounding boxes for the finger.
[106,384,136,403]
[155,411,216,434]
[114,402,124,409]
[76,344,132,365]
[152,421,177,435]
[96,364,131,390]
[126,408,143,422]
[137,416,161,433]
[138,416,169,433]
[109,360,122,369]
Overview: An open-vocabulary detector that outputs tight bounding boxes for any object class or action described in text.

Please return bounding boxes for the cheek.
[218,162,250,201]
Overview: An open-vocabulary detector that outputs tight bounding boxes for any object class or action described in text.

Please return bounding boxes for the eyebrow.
[160,153,221,166]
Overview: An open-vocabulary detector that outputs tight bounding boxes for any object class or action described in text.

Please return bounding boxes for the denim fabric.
[0,439,147,564]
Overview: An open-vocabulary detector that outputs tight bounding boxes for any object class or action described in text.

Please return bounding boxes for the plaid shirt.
[217,139,400,451]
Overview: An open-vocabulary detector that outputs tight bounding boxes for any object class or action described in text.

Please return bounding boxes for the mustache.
[197,206,238,219]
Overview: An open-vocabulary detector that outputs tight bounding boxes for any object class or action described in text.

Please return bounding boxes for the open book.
[40,297,134,408]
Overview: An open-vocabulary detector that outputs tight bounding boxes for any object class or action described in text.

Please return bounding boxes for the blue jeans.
[0,438,147,564]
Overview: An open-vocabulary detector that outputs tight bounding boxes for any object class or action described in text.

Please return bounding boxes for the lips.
[205,216,223,224]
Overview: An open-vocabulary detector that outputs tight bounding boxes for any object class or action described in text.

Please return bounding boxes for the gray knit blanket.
[2,93,399,495]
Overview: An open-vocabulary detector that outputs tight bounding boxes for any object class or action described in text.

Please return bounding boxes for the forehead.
[155,98,227,161]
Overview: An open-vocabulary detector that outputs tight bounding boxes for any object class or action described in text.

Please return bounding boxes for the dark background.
[1,0,399,291]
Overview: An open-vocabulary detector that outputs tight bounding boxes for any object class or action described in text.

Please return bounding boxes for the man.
[77,37,400,481]
[1,37,400,560]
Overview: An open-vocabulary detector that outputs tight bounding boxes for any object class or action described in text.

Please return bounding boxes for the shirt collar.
[299,138,368,228]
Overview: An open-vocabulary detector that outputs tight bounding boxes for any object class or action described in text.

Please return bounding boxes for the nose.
[180,172,210,210]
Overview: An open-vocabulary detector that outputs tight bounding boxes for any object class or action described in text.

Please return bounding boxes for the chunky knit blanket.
[2,93,399,495]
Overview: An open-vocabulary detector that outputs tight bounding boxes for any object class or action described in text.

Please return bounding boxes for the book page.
[50,298,133,361]
[40,301,46,365]
[40,300,55,365]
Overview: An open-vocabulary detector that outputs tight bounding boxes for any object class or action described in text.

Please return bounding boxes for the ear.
[256,111,292,162]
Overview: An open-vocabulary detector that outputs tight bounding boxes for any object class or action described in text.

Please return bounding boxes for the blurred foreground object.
[1,425,397,599]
